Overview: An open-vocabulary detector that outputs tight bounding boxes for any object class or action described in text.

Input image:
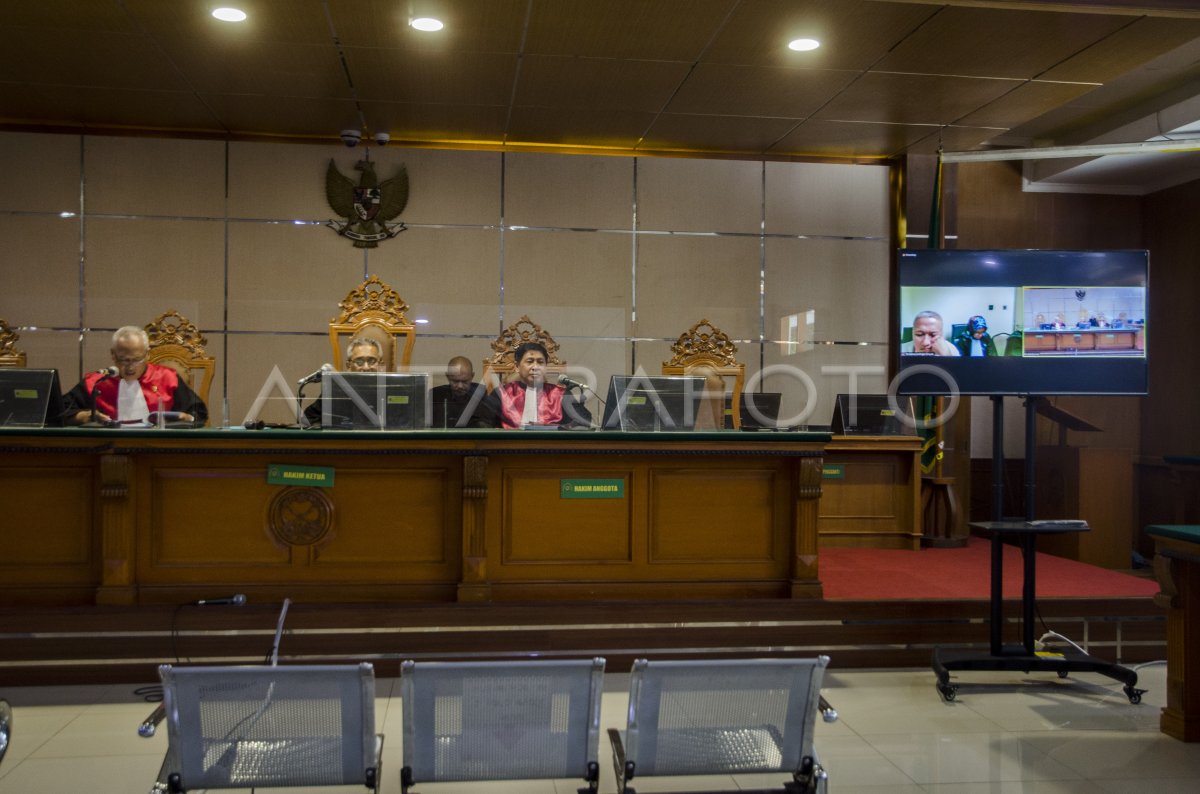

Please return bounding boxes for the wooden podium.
[1033,402,1133,569]
[1147,523,1200,741]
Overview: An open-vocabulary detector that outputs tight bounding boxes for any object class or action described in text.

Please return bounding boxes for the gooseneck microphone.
[558,374,590,392]
[194,594,247,606]
[86,366,120,425]
[297,363,333,387]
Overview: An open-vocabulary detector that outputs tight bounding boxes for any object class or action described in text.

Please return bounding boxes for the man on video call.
[480,341,591,428]
[902,310,960,356]
[63,326,207,426]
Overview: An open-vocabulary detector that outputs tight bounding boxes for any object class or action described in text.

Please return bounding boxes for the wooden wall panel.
[0,464,94,577]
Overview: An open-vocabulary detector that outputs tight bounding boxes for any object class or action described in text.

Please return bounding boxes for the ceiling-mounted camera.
[340,129,362,147]
[374,132,390,146]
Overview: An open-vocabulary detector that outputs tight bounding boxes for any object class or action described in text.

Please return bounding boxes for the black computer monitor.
[601,375,707,431]
[319,372,429,430]
[0,368,65,428]
[733,392,783,430]
[830,394,914,436]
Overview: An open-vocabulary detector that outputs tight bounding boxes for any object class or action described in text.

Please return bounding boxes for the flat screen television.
[601,375,707,431]
[0,368,65,427]
[319,372,429,429]
[896,249,1148,396]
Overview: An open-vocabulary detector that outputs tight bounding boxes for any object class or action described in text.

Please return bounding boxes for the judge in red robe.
[63,326,207,426]
[480,341,590,429]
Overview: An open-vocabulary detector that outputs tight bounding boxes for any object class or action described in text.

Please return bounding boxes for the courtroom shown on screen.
[1019,287,1146,357]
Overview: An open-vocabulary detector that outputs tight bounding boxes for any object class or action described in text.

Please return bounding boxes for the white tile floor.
[1,663,1194,794]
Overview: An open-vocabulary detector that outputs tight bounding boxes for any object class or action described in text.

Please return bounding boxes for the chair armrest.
[607,727,633,794]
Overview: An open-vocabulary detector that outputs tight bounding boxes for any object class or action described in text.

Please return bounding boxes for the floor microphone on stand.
[194,594,247,606]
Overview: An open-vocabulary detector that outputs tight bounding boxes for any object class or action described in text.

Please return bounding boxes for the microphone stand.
[82,371,117,428]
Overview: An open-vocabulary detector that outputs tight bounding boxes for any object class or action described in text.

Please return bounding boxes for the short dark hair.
[513,341,548,362]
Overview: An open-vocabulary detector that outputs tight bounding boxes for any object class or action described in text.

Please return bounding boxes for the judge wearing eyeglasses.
[302,337,385,426]
[63,325,207,425]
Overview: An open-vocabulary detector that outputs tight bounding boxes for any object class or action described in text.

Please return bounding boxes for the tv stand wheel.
[1124,686,1144,705]
[1057,670,1069,679]
[937,682,957,702]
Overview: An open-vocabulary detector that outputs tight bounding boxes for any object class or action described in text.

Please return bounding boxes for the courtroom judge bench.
[0,427,830,606]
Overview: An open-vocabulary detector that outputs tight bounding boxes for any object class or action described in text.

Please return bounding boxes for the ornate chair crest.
[0,319,27,368]
[329,274,415,370]
[144,309,215,423]
[482,315,565,392]
[662,319,745,429]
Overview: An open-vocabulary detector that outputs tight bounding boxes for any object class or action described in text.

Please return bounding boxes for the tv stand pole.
[932,396,1144,703]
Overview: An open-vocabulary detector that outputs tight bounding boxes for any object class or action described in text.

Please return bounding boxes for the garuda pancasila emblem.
[325,155,409,248]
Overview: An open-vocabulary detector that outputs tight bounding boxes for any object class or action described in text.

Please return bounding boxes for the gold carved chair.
[482,315,565,392]
[662,319,745,430]
[145,310,216,424]
[0,319,27,368]
[329,275,415,371]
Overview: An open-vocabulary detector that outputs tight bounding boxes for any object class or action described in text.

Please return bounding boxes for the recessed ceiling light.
[788,38,820,52]
[415,318,430,325]
[212,7,247,22]
[410,17,444,32]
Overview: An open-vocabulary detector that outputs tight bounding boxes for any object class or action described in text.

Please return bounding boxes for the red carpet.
[820,537,1159,600]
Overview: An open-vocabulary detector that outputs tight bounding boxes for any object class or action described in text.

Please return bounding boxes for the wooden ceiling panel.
[702,0,936,69]
[515,56,692,114]
[505,106,657,149]
[361,101,510,144]
[901,124,1008,156]
[641,113,801,155]
[329,0,529,51]
[667,63,858,118]
[346,49,518,105]
[123,0,337,46]
[957,81,1100,129]
[875,7,1128,80]
[768,119,937,159]
[0,0,135,31]
[523,0,736,60]
[0,84,219,132]
[1041,16,1200,83]
[814,72,1022,126]
[163,41,349,97]
[0,26,188,91]
[201,94,360,138]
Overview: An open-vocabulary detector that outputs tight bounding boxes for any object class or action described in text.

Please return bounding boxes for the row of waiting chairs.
[148,656,832,794]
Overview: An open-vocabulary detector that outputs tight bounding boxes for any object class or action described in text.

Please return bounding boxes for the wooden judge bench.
[0,427,835,606]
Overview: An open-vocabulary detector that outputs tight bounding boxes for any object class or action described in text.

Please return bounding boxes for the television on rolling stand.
[896,249,1148,397]
[601,375,708,431]
[319,372,429,430]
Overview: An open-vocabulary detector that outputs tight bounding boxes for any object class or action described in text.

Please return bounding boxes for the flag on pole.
[918,152,945,476]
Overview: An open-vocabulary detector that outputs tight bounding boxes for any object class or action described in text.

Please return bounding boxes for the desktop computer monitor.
[601,375,707,431]
[0,368,65,427]
[319,372,429,430]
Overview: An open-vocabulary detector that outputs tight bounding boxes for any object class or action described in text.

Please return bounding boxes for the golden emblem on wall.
[325,152,409,248]
[267,487,334,547]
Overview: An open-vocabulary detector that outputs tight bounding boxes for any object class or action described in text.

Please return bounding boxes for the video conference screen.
[896,249,1148,396]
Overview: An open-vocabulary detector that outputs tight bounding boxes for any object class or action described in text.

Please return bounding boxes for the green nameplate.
[13,389,38,399]
[822,465,845,479]
[268,464,334,488]
[561,479,624,499]
[387,395,410,405]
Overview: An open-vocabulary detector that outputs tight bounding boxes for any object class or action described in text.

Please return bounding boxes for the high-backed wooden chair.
[328,275,415,371]
[481,315,566,392]
[145,310,215,423]
[662,319,745,430]
[0,319,26,368]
